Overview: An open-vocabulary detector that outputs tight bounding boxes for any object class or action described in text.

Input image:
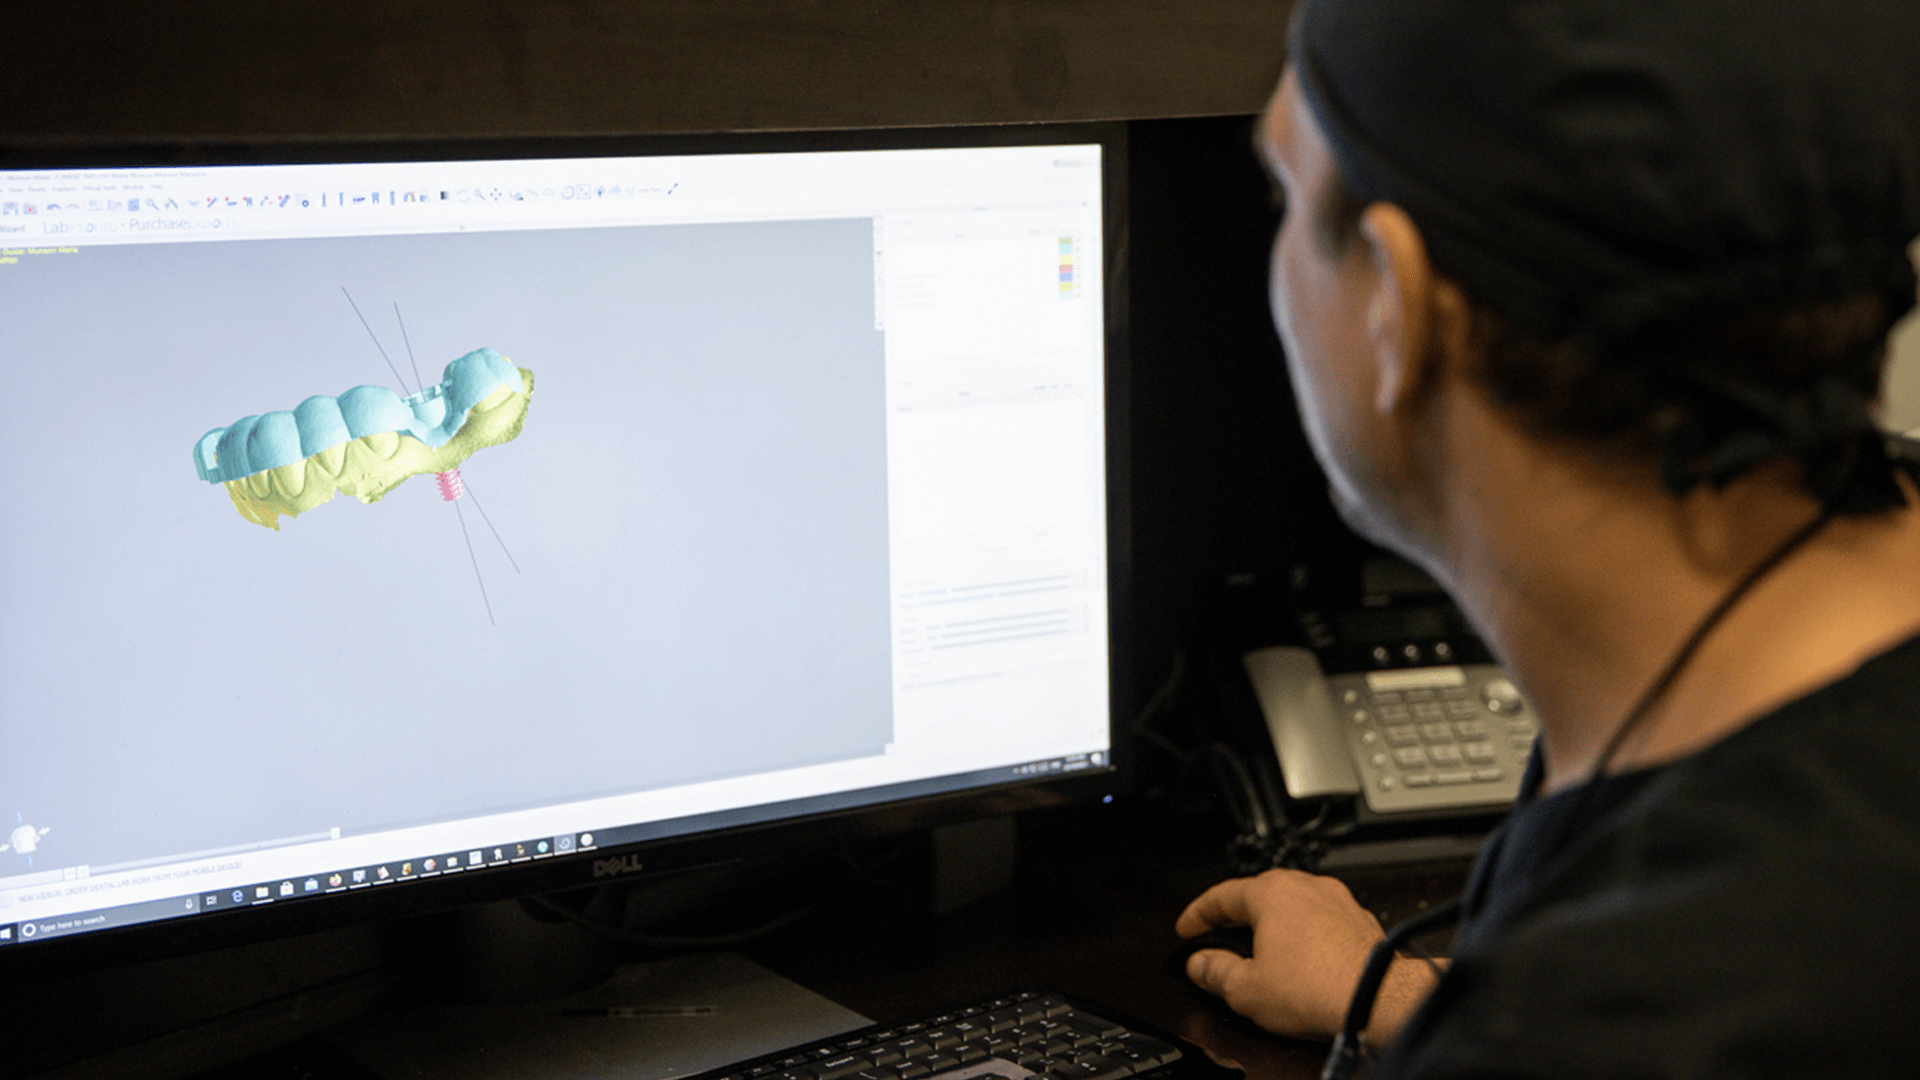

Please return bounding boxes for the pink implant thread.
[436,469,466,502]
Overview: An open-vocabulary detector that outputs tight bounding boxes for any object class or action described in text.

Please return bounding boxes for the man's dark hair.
[1312,167,1903,506]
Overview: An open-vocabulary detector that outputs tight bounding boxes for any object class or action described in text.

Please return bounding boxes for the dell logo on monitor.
[592,856,646,878]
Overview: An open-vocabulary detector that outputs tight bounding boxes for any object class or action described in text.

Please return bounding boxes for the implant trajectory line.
[193,347,535,530]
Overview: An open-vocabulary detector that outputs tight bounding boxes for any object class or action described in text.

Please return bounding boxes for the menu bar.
[0,830,595,948]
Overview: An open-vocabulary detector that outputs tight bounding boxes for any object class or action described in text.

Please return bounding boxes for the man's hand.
[1176,869,1442,1045]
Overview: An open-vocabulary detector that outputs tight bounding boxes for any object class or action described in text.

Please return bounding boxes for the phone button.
[1483,677,1525,712]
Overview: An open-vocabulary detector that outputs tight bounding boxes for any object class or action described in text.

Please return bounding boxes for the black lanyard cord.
[1321,895,1463,1080]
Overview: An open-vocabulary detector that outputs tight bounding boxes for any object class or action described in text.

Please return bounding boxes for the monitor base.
[328,951,871,1080]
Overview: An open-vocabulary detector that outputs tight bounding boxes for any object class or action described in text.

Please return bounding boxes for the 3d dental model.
[193,348,534,530]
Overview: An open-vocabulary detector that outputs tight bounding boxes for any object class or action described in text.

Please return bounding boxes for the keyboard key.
[1069,1054,1134,1080]
[815,1057,872,1080]
[1114,1034,1180,1067]
[1066,1014,1126,1039]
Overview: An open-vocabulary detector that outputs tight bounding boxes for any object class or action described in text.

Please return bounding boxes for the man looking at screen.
[1176,0,1920,1074]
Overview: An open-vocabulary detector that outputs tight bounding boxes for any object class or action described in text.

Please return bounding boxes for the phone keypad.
[1330,666,1535,815]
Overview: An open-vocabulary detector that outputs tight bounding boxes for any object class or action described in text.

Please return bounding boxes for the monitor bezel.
[0,119,1132,986]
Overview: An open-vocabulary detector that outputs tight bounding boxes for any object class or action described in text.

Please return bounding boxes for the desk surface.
[746,809,1472,1080]
[162,805,1470,1080]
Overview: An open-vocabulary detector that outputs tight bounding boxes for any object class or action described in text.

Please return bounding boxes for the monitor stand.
[327,951,871,1080]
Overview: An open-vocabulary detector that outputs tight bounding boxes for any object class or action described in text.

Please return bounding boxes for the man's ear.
[1358,203,1436,414]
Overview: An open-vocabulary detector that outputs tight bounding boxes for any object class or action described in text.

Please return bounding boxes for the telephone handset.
[1244,645,1535,817]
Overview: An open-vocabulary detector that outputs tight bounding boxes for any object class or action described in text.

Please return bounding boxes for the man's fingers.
[1175,877,1257,937]
[1185,947,1252,999]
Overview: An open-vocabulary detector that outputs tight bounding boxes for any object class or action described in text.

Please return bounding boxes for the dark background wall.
[5,0,1361,720]
[9,1,1293,141]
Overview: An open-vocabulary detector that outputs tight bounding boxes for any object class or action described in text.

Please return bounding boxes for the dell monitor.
[0,125,1127,1017]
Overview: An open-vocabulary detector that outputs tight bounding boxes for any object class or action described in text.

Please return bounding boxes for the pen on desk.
[564,999,721,1006]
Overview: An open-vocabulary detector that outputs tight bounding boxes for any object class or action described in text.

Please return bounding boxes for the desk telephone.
[1243,560,1536,818]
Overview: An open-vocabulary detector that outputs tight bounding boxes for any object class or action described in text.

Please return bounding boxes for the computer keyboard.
[689,990,1238,1080]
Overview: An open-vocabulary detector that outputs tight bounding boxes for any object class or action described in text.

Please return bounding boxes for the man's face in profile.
[1257,70,1416,554]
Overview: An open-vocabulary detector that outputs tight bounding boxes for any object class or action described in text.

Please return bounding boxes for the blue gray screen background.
[0,219,892,872]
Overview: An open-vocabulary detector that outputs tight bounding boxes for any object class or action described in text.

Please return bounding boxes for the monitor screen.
[0,127,1122,964]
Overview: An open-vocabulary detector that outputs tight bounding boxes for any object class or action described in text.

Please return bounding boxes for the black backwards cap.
[1289,0,1920,507]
